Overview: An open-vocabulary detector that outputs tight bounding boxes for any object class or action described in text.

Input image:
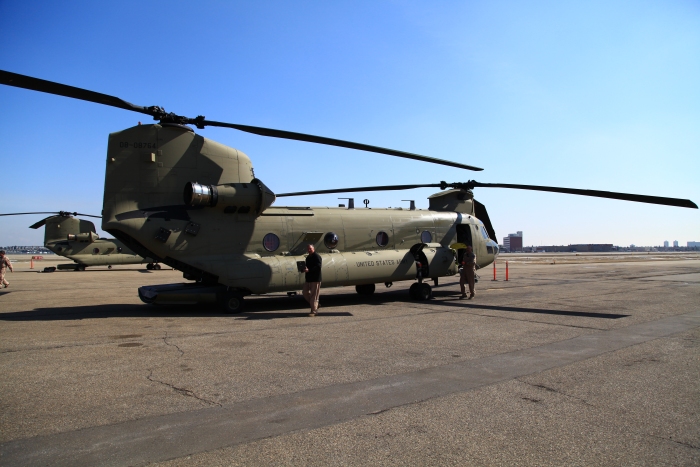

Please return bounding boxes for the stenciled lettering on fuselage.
[355,258,411,268]
[118,141,157,149]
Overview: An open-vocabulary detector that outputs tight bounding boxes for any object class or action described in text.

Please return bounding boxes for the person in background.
[303,244,322,316]
[0,250,13,288]
[460,245,476,299]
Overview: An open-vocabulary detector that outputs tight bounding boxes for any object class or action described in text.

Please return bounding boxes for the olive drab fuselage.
[102,124,498,294]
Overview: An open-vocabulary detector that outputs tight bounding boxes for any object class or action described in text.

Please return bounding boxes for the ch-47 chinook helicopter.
[0,211,160,270]
[1,70,697,313]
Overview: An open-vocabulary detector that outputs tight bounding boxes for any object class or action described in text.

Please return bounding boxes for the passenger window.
[324,232,339,249]
[421,231,432,243]
[262,233,280,252]
[376,231,389,247]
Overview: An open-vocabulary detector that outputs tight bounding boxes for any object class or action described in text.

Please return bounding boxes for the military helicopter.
[0,211,160,270]
[1,70,696,313]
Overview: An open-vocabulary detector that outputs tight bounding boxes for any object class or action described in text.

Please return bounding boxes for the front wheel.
[409,282,431,300]
[218,290,245,314]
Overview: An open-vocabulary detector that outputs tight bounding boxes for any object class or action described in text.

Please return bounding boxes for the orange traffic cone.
[30,258,34,269]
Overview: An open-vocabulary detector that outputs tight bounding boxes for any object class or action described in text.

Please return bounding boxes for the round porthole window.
[421,231,432,243]
[324,232,339,249]
[376,231,389,247]
[93,248,100,254]
[262,233,280,252]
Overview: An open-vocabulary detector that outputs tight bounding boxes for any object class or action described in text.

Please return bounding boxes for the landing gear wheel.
[155,264,161,270]
[219,290,245,314]
[355,283,376,295]
[108,265,112,269]
[146,263,153,270]
[409,282,431,300]
[409,282,420,299]
[77,265,86,271]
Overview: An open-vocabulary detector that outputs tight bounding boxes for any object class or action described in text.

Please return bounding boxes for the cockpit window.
[480,226,489,240]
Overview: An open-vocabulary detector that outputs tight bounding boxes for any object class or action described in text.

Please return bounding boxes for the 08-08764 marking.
[119,142,157,149]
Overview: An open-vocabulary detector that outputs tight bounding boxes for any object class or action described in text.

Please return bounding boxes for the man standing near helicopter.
[0,250,13,288]
[303,244,322,316]
[460,245,476,299]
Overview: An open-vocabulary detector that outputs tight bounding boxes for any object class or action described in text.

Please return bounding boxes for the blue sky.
[1,1,698,247]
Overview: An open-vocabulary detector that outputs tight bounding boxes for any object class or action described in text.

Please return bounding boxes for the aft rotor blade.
[194,121,483,171]
[0,70,155,117]
[1,70,481,171]
[277,183,444,197]
[470,182,698,209]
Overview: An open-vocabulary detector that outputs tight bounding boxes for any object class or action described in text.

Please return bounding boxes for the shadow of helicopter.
[0,287,628,321]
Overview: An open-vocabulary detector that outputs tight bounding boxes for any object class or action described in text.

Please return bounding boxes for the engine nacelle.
[184,178,276,215]
[67,232,99,242]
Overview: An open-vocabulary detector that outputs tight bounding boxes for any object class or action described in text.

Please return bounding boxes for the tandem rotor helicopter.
[1,70,696,313]
[0,211,160,270]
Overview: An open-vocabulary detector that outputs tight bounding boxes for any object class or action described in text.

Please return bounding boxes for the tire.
[356,283,376,295]
[155,264,162,270]
[146,263,153,270]
[409,282,420,300]
[417,283,432,300]
[219,290,245,314]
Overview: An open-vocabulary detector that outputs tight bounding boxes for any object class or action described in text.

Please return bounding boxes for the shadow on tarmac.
[0,287,628,321]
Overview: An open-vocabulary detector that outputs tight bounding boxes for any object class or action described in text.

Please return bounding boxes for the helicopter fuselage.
[102,124,498,295]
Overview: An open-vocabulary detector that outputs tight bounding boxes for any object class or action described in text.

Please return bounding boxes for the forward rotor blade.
[202,121,483,171]
[277,184,443,197]
[470,182,698,209]
[279,180,697,210]
[0,70,155,117]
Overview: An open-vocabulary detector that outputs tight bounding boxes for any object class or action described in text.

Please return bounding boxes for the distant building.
[688,241,700,248]
[502,231,523,252]
[673,240,679,248]
[664,241,669,248]
[537,244,613,253]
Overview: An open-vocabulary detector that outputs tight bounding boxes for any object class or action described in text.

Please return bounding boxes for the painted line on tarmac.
[2,310,698,467]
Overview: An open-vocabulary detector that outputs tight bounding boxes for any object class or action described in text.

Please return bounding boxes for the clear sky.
[1,1,698,247]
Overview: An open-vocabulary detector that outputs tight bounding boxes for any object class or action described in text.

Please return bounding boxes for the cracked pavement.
[0,253,698,466]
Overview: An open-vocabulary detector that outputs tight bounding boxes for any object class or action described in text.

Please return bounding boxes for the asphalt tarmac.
[1,253,698,466]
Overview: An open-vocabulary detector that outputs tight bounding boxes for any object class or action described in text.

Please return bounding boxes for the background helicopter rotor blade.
[0,70,482,172]
[278,181,697,209]
[0,211,102,229]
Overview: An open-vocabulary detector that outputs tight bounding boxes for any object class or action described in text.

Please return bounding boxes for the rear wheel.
[356,283,376,295]
[219,290,245,314]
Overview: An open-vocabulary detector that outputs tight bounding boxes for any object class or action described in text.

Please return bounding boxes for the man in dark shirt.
[303,244,322,316]
[460,245,476,299]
